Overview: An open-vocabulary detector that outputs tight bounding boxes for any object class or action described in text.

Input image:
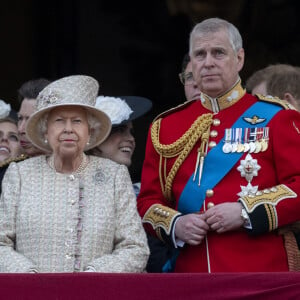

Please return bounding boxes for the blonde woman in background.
[0,99,24,194]
[0,99,22,163]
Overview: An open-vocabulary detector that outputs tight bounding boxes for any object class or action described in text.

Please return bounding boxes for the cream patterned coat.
[0,155,149,273]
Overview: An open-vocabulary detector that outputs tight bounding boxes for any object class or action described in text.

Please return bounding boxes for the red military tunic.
[137,81,300,272]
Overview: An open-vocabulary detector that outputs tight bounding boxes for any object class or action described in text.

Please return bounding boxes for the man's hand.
[204,202,244,233]
[175,213,209,245]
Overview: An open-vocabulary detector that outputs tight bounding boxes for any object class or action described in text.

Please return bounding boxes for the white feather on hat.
[0,99,11,119]
[95,95,152,127]
[95,96,133,125]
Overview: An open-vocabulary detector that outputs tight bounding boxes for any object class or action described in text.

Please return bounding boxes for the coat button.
[206,189,214,197]
[213,119,221,126]
[210,130,218,137]
[207,202,215,209]
[208,141,216,148]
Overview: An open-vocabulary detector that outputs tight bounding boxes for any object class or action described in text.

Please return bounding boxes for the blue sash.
[178,101,282,214]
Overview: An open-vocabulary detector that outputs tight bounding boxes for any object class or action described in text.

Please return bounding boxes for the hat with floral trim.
[95,95,152,126]
[26,75,112,152]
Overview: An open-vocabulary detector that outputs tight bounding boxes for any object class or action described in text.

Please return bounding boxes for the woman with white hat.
[88,96,174,273]
[88,95,152,192]
[0,75,149,273]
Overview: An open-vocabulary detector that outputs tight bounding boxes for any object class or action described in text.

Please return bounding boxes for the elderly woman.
[0,75,149,273]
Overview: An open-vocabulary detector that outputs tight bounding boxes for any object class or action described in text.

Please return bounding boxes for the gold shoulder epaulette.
[0,154,28,168]
[153,99,196,122]
[256,94,296,110]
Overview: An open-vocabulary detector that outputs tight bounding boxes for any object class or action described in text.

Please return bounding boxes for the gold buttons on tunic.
[208,141,216,148]
[206,189,214,197]
[207,202,215,209]
[210,130,218,138]
[153,207,170,218]
[213,119,221,126]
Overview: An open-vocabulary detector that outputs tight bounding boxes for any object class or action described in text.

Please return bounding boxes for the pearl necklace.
[48,153,88,176]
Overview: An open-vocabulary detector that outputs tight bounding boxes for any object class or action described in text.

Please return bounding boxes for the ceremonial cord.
[151,113,213,201]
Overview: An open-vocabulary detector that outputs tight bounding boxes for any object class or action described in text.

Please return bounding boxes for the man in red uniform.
[137,17,300,272]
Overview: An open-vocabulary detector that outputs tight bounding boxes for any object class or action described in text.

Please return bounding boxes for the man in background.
[17,78,50,156]
[179,53,201,101]
[246,64,300,110]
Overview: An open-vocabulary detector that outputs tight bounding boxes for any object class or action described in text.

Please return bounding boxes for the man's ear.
[283,92,300,110]
[236,48,245,73]
[283,92,296,104]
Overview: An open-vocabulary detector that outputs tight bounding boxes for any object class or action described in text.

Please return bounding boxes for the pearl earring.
[44,139,48,144]
[86,141,90,146]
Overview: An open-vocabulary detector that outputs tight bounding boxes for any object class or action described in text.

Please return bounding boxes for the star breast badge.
[237,153,261,197]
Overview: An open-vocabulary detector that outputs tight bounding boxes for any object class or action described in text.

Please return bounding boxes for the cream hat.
[26,75,111,152]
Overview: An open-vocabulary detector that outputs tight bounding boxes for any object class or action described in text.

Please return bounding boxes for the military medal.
[223,143,232,153]
[248,128,257,153]
[254,128,264,153]
[243,143,250,152]
[261,139,268,152]
[249,142,256,153]
[254,140,261,153]
[231,142,238,153]
[237,143,244,152]
[222,128,232,153]
[231,128,238,153]
[260,127,269,152]
[235,128,244,152]
[243,128,250,152]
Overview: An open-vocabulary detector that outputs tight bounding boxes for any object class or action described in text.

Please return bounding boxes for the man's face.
[183,61,201,101]
[190,29,244,98]
[18,98,44,156]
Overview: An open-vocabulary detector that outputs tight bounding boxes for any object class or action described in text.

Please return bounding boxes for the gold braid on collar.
[151,113,213,201]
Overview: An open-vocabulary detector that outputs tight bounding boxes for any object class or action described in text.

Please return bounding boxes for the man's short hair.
[17,78,51,104]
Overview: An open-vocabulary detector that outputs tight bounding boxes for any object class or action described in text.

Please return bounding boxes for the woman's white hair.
[39,108,100,139]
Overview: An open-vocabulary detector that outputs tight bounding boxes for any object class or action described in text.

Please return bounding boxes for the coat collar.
[200,78,246,113]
